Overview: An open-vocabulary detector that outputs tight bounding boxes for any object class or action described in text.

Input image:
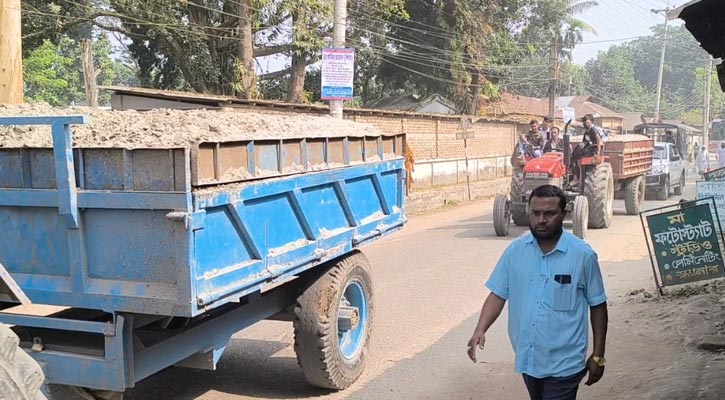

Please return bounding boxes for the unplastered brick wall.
[222,104,516,163]
[346,113,516,161]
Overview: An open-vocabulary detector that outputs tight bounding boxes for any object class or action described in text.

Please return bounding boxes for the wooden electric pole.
[0,0,23,104]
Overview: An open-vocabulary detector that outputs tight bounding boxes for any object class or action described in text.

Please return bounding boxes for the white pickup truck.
[646,142,686,200]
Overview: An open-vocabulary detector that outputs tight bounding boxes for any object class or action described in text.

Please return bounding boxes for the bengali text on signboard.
[646,204,725,286]
[321,48,355,100]
[696,181,725,229]
[704,166,725,181]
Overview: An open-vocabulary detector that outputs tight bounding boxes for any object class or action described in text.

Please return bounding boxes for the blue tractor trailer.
[0,112,407,398]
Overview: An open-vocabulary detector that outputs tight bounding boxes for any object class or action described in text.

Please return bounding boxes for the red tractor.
[493,132,615,239]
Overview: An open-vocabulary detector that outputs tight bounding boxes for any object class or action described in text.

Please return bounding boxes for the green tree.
[23,38,83,106]
[585,46,653,112]
[23,34,136,106]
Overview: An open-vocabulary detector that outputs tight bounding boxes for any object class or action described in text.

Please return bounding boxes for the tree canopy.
[18,0,719,124]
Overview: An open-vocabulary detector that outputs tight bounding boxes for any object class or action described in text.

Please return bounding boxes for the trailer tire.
[493,195,511,237]
[572,195,589,240]
[584,163,614,229]
[0,324,46,400]
[294,251,373,390]
[624,176,645,215]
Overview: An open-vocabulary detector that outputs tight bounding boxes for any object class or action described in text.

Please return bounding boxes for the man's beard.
[530,223,564,241]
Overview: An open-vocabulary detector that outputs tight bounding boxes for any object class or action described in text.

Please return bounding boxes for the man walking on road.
[717,143,725,169]
[467,185,608,400]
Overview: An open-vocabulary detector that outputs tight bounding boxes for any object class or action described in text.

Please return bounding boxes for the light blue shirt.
[486,231,607,378]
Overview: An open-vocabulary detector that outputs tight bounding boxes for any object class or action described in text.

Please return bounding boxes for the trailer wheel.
[0,324,46,400]
[572,196,589,240]
[584,163,614,229]
[624,176,645,215]
[493,194,511,237]
[294,251,373,390]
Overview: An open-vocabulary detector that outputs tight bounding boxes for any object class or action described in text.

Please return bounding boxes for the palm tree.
[560,0,598,60]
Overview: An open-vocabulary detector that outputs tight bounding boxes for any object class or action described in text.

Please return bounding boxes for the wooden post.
[0,0,23,104]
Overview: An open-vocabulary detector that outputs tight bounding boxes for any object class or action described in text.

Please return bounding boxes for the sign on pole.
[704,166,725,181]
[696,181,725,229]
[645,203,725,287]
[562,107,575,124]
[321,48,355,101]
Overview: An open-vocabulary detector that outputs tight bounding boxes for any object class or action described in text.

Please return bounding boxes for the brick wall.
[226,104,519,191]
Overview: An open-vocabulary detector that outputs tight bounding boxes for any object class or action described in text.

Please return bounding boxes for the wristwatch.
[591,356,606,367]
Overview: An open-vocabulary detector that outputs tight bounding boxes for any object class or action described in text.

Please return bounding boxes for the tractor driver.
[543,126,564,153]
[520,119,544,157]
[570,115,603,186]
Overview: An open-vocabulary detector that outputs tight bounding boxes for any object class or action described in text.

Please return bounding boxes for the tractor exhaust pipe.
[563,119,572,171]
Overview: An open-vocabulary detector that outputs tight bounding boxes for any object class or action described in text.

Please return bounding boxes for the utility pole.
[0,0,23,104]
[652,2,671,123]
[704,57,714,150]
[330,0,347,119]
[548,36,559,119]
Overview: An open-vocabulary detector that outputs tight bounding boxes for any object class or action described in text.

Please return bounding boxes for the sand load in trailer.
[0,108,406,318]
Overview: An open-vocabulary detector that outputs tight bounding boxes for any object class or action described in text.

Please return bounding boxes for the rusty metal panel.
[83,149,125,190]
[307,139,326,167]
[194,145,217,185]
[282,140,303,173]
[132,150,175,191]
[218,142,250,182]
[254,141,280,174]
[349,138,364,162]
[395,135,404,157]
[328,138,345,165]
[382,137,395,157]
[364,137,380,160]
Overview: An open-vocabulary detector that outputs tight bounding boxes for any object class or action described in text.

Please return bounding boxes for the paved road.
[127,170,695,400]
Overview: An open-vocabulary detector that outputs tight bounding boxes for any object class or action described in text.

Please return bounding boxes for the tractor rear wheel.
[584,163,614,229]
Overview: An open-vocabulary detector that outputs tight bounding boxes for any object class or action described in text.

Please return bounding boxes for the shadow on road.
[125,338,330,400]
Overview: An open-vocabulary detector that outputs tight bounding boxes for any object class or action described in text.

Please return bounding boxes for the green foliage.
[583,24,715,119]
[23,38,82,106]
[23,34,138,106]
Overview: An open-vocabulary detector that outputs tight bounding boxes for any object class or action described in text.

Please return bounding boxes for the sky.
[571,0,691,66]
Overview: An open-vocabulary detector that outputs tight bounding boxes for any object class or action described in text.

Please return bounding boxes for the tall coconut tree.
[560,0,598,60]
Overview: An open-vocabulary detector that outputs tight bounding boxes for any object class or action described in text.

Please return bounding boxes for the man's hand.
[584,356,605,386]
[467,330,485,363]
[593,154,603,164]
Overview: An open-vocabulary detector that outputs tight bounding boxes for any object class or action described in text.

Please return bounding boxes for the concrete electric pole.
[652,2,671,123]
[0,0,23,104]
[704,57,714,150]
[330,0,347,119]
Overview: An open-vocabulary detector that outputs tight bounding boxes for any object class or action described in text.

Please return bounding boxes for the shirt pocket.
[552,282,577,311]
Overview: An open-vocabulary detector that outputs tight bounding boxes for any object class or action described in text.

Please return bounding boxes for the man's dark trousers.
[522,369,587,400]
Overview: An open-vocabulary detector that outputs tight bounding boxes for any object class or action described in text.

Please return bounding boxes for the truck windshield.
[654,146,666,159]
